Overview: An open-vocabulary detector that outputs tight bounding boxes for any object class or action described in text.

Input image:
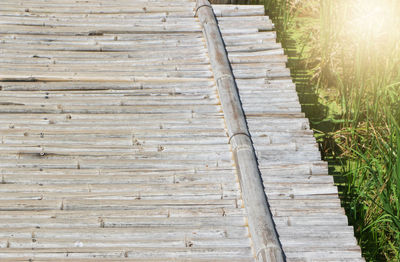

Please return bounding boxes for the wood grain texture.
[0,0,256,261]
[196,1,284,261]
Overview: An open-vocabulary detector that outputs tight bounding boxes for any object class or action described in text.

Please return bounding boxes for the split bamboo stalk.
[195,0,285,261]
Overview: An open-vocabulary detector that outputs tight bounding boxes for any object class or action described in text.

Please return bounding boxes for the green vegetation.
[250,0,400,260]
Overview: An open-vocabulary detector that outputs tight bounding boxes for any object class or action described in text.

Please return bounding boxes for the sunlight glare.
[348,0,392,40]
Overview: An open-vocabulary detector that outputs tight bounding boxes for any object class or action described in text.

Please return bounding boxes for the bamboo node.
[216,74,234,83]
[256,246,282,262]
[228,132,250,144]
[194,3,213,17]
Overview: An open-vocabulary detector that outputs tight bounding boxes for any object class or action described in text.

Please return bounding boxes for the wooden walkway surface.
[0,0,363,261]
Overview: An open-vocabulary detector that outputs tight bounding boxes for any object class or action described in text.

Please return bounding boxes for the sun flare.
[347,0,394,39]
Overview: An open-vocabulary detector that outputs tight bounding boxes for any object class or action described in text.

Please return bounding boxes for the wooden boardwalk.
[0,0,363,261]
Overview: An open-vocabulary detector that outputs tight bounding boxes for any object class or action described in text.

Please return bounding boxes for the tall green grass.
[250,0,400,260]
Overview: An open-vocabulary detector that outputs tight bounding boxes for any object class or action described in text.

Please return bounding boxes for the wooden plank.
[0,247,253,259]
[211,5,265,17]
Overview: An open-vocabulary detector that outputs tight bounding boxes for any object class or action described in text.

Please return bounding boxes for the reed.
[250,0,400,260]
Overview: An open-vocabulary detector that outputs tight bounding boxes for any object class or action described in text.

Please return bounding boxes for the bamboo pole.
[195,1,285,261]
